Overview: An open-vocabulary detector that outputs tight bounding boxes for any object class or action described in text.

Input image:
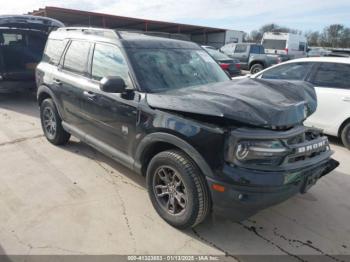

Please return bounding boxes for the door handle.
[83,91,97,100]
[342,97,350,102]
[53,79,62,85]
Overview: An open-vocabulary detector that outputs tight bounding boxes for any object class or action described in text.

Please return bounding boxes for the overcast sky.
[0,0,349,33]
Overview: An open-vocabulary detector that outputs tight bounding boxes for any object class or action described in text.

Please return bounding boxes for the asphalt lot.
[0,92,350,260]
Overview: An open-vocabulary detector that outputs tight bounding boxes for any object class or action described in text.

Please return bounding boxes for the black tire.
[146,150,210,229]
[40,98,70,145]
[250,63,264,74]
[341,122,350,150]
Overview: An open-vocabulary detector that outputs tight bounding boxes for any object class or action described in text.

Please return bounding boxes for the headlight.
[230,140,289,166]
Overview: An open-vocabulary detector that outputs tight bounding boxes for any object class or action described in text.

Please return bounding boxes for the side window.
[42,39,66,65]
[312,63,350,89]
[299,42,306,52]
[234,44,247,53]
[63,40,91,74]
[92,43,132,87]
[250,45,260,54]
[259,45,265,54]
[261,62,313,80]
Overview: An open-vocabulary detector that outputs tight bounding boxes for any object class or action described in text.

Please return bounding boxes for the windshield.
[204,47,231,60]
[126,48,229,92]
[262,39,287,50]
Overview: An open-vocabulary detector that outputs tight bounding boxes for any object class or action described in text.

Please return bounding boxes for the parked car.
[262,32,307,59]
[307,47,331,57]
[247,57,350,149]
[0,15,63,93]
[36,28,338,228]
[202,45,241,77]
[220,43,280,74]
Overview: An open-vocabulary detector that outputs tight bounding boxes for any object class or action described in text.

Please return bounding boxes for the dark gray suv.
[36,28,338,229]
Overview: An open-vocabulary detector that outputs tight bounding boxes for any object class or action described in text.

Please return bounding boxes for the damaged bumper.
[207,158,339,220]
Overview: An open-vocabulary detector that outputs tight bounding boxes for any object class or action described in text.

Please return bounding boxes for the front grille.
[283,129,329,164]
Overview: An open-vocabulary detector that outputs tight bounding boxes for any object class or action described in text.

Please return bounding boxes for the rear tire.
[40,98,70,145]
[341,122,350,150]
[146,150,210,229]
[250,63,264,74]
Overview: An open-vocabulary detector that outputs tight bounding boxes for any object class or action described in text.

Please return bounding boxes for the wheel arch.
[37,85,63,118]
[249,60,265,70]
[338,117,350,137]
[134,133,214,179]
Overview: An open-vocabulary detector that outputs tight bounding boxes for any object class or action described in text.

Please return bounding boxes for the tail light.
[235,63,241,69]
[219,63,230,70]
[284,48,289,54]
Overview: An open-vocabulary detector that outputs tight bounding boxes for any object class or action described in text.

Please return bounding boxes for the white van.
[261,32,307,59]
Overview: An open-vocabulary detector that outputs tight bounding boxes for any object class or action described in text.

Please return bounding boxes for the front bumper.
[206,158,339,220]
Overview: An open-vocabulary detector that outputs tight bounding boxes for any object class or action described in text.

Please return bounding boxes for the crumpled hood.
[146,78,317,128]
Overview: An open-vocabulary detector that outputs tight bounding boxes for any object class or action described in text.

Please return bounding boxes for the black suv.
[36,28,338,229]
[0,15,63,93]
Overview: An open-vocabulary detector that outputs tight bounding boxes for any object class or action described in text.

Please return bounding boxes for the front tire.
[146,150,210,229]
[40,98,70,145]
[250,63,264,74]
[341,122,350,150]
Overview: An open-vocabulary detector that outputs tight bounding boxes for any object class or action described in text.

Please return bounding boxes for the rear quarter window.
[42,39,67,65]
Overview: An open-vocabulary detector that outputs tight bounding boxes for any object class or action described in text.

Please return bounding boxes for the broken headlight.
[229,140,289,166]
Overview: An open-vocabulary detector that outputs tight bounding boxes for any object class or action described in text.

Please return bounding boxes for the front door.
[79,43,138,156]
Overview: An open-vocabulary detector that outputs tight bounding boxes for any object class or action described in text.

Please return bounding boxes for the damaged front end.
[208,124,339,219]
[145,78,338,218]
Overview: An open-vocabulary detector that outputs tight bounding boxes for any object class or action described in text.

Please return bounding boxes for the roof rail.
[115,29,190,41]
[57,27,120,38]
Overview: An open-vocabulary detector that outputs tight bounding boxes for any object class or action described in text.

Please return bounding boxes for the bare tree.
[305,31,320,46]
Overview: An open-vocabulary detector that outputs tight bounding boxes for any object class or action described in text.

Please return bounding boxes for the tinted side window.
[250,45,260,54]
[234,44,247,53]
[63,41,91,74]
[261,62,313,80]
[42,39,66,65]
[299,42,306,51]
[91,44,132,87]
[259,45,265,54]
[312,63,350,89]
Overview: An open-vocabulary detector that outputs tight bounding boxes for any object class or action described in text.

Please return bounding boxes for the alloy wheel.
[153,166,188,215]
[43,107,57,139]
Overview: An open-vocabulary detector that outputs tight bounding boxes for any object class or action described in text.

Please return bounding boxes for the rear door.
[55,39,92,128]
[304,62,350,136]
[262,39,287,55]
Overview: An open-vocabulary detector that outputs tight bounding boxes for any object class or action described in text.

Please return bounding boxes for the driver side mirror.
[100,76,126,93]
